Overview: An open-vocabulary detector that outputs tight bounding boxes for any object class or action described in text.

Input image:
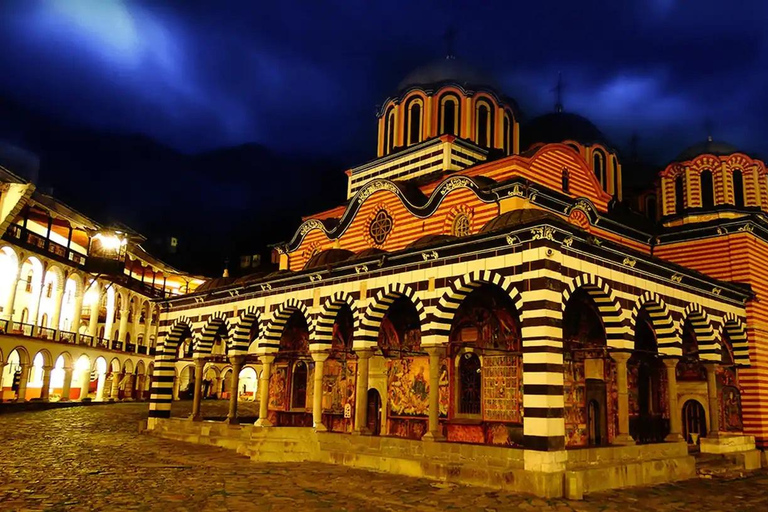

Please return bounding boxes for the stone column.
[17,364,30,401]
[50,286,66,333]
[172,373,180,400]
[71,291,84,340]
[118,308,129,344]
[0,362,5,396]
[61,367,73,401]
[214,375,222,399]
[80,369,91,400]
[87,299,99,338]
[40,365,53,401]
[422,347,445,441]
[663,358,683,442]
[353,349,373,434]
[612,352,634,444]
[96,372,107,401]
[226,356,245,425]
[705,363,721,438]
[255,355,274,427]
[191,358,205,421]
[2,267,19,327]
[110,372,121,400]
[311,352,329,432]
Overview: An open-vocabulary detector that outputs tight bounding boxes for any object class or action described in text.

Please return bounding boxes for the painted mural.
[717,365,743,432]
[481,355,521,422]
[268,364,288,410]
[387,357,429,416]
[564,359,588,447]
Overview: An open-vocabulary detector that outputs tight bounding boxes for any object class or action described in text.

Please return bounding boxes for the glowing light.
[93,232,127,252]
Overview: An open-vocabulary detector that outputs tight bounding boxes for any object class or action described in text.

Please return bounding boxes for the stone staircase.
[695,452,755,480]
[241,427,321,462]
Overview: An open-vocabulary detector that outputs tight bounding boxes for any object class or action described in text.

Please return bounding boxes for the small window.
[593,151,605,187]
[408,102,422,145]
[503,113,512,155]
[25,271,33,293]
[733,169,745,208]
[701,170,714,208]
[369,210,393,245]
[562,168,570,193]
[386,109,396,154]
[475,101,493,148]
[440,96,459,136]
[675,174,685,214]
[458,352,482,415]
[46,282,53,298]
[452,213,471,237]
[291,361,308,409]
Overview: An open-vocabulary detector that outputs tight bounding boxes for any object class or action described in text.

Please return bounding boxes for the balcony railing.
[4,224,88,270]
[0,319,155,358]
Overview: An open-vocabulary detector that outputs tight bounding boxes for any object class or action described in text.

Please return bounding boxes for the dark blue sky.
[1,0,767,166]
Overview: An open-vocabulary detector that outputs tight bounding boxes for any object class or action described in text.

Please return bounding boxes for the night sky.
[0,0,765,274]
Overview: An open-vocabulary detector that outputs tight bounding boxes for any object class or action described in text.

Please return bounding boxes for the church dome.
[675,139,741,162]
[521,112,610,150]
[398,57,497,91]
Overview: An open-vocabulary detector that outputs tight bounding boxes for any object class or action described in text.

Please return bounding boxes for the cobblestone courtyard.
[1,402,766,511]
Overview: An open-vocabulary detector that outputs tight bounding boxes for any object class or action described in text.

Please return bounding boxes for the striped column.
[520,284,565,452]
[148,353,176,419]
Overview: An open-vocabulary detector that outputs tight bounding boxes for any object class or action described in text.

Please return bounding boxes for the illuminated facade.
[0,165,204,403]
[147,58,766,497]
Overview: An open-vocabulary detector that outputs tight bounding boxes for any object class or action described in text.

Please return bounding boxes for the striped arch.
[261,298,310,352]
[629,292,679,356]
[680,304,719,361]
[358,283,427,349]
[314,292,358,349]
[427,270,523,347]
[195,311,230,358]
[721,312,750,366]
[230,306,261,356]
[149,317,192,419]
[562,274,628,350]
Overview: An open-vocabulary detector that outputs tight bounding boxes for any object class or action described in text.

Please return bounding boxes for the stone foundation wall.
[147,418,697,499]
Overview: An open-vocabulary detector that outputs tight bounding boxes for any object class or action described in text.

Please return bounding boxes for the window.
[440,95,459,136]
[675,174,685,214]
[475,101,494,148]
[701,170,714,208]
[503,113,512,155]
[452,213,471,237]
[407,100,422,145]
[592,151,605,188]
[733,169,745,208]
[45,282,53,298]
[610,156,618,196]
[291,361,308,409]
[385,108,396,154]
[562,168,570,193]
[369,210,393,245]
[458,352,481,415]
[25,271,33,293]
[646,195,657,222]
[41,313,48,328]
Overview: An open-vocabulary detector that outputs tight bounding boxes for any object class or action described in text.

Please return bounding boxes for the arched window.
[439,95,460,136]
[701,170,715,208]
[733,169,745,208]
[407,100,422,145]
[41,313,48,328]
[458,352,481,415]
[503,112,512,155]
[562,168,570,193]
[675,174,685,214]
[610,156,618,196]
[646,195,657,222]
[451,213,471,237]
[291,361,308,409]
[385,108,396,154]
[475,100,494,148]
[592,151,605,188]
[20,308,28,324]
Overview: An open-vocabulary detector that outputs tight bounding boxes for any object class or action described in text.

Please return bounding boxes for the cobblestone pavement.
[1,401,766,511]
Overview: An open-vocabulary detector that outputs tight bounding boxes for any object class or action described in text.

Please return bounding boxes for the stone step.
[695,454,749,480]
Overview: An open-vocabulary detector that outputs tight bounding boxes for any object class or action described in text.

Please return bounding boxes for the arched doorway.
[378,295,424,439]
[447,283,522,446]
[366,389,382,435]
[629,308,669,443]
[270,310,311,427]
[322,304,357,433]
[682,399,707,446]
[563,288,612,447]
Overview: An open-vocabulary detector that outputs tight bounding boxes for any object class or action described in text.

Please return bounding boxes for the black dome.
[398,57,497,91]
[675,139,741,162]
[521,112,609,151]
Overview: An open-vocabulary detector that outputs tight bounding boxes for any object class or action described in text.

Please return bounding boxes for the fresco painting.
[387,357,429,417]
[268,364,288,411]
[481,355,520,422]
